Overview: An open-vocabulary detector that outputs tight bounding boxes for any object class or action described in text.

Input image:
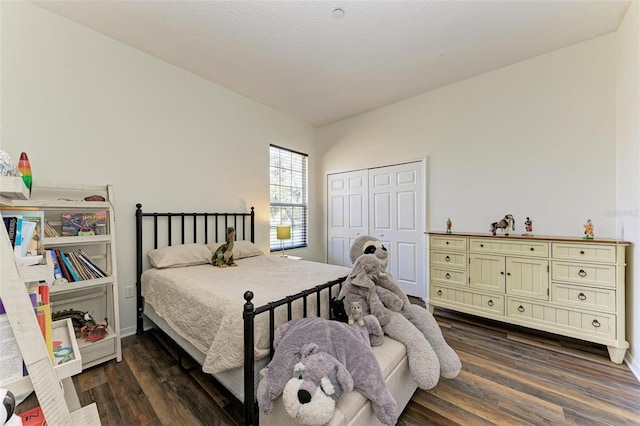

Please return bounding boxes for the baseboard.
[626,351,640,382]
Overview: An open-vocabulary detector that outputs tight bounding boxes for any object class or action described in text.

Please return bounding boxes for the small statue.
[523,217,533,236]
[446,218,452,233]
[490,214,515,236]
[583,219,594,239]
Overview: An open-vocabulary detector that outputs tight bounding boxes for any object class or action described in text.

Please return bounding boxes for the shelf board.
[44,235,112,246]
[0,176,29,200]
[50,276,113,294]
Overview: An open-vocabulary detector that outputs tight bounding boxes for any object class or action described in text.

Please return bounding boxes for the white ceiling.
[33,1,631,127]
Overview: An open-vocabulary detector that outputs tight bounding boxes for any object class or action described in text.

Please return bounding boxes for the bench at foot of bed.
[259,336,417,425]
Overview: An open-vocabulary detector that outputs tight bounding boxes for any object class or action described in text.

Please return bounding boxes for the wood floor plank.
[126,341,208,425]
[19,308,638,426]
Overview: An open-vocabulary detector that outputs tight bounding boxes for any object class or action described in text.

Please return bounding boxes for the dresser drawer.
[431,285,504,315]
[552,243,617,263]
[551,283,616,313]
[431,251,467,268]
[430,236,467,251]
[551,261,616,288]
[470,239,549,257]
[430,267,467,286]
[507,298,615,340]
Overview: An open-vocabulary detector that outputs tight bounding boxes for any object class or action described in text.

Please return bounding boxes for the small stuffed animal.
[330,296,348,323]
[212,227,237,267]
[348,301,365,327]
[258,317,397,426]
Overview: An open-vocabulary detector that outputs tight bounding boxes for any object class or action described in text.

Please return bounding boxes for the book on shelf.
[0,208,45,259]
[50,249,108,282]
[61,212,107,237]
[53,249,72,282]
[44,219,59,238]
[2,216,18,248]
[58,251,80,282]
[0,299,24,384]
[26,282,54,363]
[48,249,63,280]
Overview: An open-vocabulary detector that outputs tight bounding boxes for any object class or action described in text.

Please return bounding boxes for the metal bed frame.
[134,204,346,425]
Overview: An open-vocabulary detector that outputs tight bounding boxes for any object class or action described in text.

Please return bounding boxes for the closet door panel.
[327,170,369,267]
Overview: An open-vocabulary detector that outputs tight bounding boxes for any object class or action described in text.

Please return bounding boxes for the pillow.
[207,240,264,260]
[148,243,212,268]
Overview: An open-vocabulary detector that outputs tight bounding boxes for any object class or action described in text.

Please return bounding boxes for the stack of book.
[0,208,45,266]
[50,249,108,283]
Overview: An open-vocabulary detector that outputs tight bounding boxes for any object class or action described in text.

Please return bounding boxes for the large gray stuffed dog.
[340,236,462,390]
[257,317,397,425]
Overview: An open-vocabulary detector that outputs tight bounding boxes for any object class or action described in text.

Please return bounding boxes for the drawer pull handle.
[500,271,505,275]
[445,273,451,279]
[437,289,443,296]
[480,244,484,248]
[445,241,449,245]
[530,247,535,251]
[592,319,601,328]
[445,256,451,262]
[578,292,587,301]
[578,269,587,278]
[507,272,511,276]
[487,299,494,307]
[580,250,585,255]
[518,305,525,313]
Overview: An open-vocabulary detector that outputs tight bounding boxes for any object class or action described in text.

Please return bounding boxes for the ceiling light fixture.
[332,8,345,19]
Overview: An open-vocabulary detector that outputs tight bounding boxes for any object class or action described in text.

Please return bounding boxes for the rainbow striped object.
[18,152,32,194]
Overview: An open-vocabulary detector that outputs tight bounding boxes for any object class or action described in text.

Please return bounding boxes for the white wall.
[317,32,639,374]
[616,0,640,376]
[0,1,321,336]
[318,34,617,239]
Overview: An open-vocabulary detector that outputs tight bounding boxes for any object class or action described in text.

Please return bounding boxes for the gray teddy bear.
[340,236,462,390]
[257,317,397,425]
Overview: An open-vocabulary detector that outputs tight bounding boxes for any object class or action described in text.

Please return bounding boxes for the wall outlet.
[125,286,135,298]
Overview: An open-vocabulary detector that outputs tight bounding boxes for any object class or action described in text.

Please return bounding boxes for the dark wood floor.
[17,308,640,425]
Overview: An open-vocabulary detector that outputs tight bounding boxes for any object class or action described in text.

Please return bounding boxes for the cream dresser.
[428,232,630,363]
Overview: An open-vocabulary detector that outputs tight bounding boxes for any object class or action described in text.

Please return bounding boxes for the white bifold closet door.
[327,161,425,298]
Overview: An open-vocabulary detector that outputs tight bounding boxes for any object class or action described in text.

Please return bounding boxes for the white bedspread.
[141,255,351,374]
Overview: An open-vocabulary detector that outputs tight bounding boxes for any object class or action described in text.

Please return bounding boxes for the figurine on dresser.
[490,214,515,236]
[523,217,533,236]
[583,219,594,239]
[446,218,452,234]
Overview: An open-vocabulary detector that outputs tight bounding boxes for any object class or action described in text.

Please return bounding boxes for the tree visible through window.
[270,145,308,251]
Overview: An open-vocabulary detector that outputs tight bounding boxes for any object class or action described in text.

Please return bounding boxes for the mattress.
[141,254,351,374]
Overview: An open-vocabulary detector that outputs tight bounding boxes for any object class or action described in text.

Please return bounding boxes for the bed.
[134,204,353,425]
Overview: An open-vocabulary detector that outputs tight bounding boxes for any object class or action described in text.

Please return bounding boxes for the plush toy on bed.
[340,236,462,390]
[212,226,237,267]
[257,317,397,426]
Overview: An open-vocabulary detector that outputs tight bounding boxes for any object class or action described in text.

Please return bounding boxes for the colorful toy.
[18,152,32,194]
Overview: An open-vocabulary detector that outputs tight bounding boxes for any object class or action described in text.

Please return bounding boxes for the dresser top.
[427,231,631,245]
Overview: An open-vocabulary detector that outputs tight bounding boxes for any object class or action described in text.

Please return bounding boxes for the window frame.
[269,144,308,252]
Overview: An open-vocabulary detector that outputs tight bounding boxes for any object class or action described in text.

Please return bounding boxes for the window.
[270,145,308,251]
